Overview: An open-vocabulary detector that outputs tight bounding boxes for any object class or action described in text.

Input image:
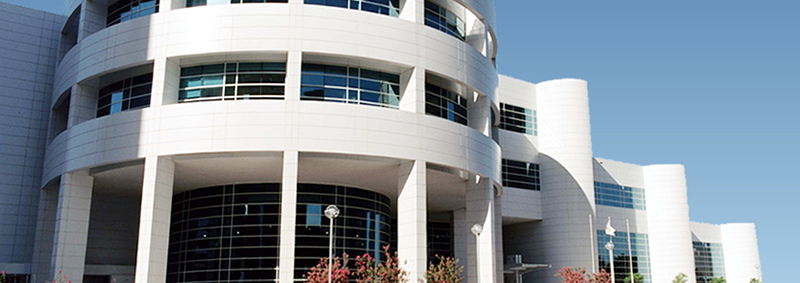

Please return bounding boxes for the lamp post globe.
[325,204,340,219]
[471,224,483,236]
[325,204,339,283]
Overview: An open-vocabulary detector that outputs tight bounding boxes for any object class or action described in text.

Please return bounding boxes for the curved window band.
[425,83,467,125]
[178,62,286,102]
[107,0,159,27]
[96,73,153,117]
[305,0,400,17]
[300,63,401,108]
[186,0,287,7]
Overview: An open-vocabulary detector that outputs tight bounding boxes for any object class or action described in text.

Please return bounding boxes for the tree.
[750,278,761,283]
[424,255,464,283]
[672,273,688,283]
[354,246,408,283]
[709,277,726,283]
[1,271,6,283]
[304,254,351,283]
[623,273,644,283]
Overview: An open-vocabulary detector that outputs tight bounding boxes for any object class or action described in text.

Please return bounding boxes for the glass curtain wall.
[167,184,282,283]
[594,182,647,210]
[502,159,540,191]
[305,0,400,17]
[597,231,652,283]
[499,103,537,136]
[694,242,726,283]
[107,0,159,27]
[186,0,288,8]
[424,1,465,40]
[425,83,467,125]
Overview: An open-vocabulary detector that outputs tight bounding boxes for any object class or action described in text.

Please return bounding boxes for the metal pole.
[627,219,634,283]
[328,218,333,283]
[590,214,596,273]
[609,241,615,283]
[471,224,483,283]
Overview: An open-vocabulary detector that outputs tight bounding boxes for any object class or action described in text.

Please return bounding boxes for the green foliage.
[672,273,688,283]
[1,270,7,283]
[710,277,726,283]
[424,255,464,283]
[623,273,644,283]
[750,278,762,283]
[555,267,610,283]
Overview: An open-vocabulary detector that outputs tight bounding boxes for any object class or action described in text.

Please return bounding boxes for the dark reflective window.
[179,62,286,102]
[97,73,153,117]
[500,103,537,136]
[168,184,281,283]
[107,0,160,27]
[424,1,465,41]
[425,83,467,125]
[301,64,400,108]
[294,184,392,278]
[304,0,399,17]
[597,231,651,283]
[693,242,726,283]
[502,159,540,191]
[427,221,452,264]
[594,182,646,210]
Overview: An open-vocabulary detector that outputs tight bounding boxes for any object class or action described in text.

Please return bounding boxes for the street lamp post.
[471,224,483,283]
[605,240,615,283]
[325,205,340,283]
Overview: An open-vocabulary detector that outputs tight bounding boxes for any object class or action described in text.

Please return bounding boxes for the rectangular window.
[97,73,153,117]
[694,242,726,283]
[179,62,286,102]
[425,83,467,125]
[594,182,647,210]
[304,0,400,17]
[300,64,400,108]
[502,159,540,191]
[107,0,160,27]
[597,231,651,283]
[424,1,465,41]
[500,103,537,135]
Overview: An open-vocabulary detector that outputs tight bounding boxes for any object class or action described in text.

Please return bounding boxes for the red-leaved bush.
[424,255,464,283]
[556,267,611,283]
[354,246,408,283]
[304,254,351,283]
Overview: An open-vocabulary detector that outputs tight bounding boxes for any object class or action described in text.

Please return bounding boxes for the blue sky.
[494,0,798,281]
[4,0,797,281]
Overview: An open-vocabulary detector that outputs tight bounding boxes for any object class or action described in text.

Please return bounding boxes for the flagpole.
[590,214,596,273]
[627,219,634,283]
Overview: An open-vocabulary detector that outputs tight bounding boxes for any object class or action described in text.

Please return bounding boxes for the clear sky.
[494,0,798,282]
[3,0,797,281]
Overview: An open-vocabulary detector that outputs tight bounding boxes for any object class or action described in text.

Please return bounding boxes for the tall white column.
[400,67,426,114]
[466,175,497,283]
[150,57,181,106]
[285,51,302,102]
[721,223,762,283]
[134,156,175,283]
[68,81,98,128]
[397,160,427,283]
[452,209,469,280]
[278,151,299,283]
[50,172,94,283]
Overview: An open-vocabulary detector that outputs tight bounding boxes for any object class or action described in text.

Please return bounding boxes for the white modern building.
[0,1,762,283]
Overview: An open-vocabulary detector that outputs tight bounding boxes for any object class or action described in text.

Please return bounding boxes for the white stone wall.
[720,223,762,283]
[0,2,64,274]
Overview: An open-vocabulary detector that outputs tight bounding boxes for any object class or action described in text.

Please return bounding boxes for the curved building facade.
[0,1,761,283]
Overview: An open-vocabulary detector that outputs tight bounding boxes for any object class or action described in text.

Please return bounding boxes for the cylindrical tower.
[35,0,503,283]
[643,165,696,283]
[533,79,595,283]
[721,223,762,283]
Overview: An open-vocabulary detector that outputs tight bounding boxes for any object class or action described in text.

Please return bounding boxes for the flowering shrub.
[354,246,408,283]
[304,255,351,283]
[556,267,610,283]
[424,255,464,283]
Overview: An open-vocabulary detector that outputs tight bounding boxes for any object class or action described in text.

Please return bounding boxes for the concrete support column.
[399,0,422,23]
[397,160,427,283]
[400,67,426,114]
[50,172,94,283]
[78,0,106,40]
[31,186,60,283]
[150,57,181,106]
[466,176,497,283]
[159,0,185,11]
[285,51,302,102]
[278,151,299,283]
[452,209,469,280]
[68,81,98,128]
[134,156,175,283]
[468,94,491,136]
